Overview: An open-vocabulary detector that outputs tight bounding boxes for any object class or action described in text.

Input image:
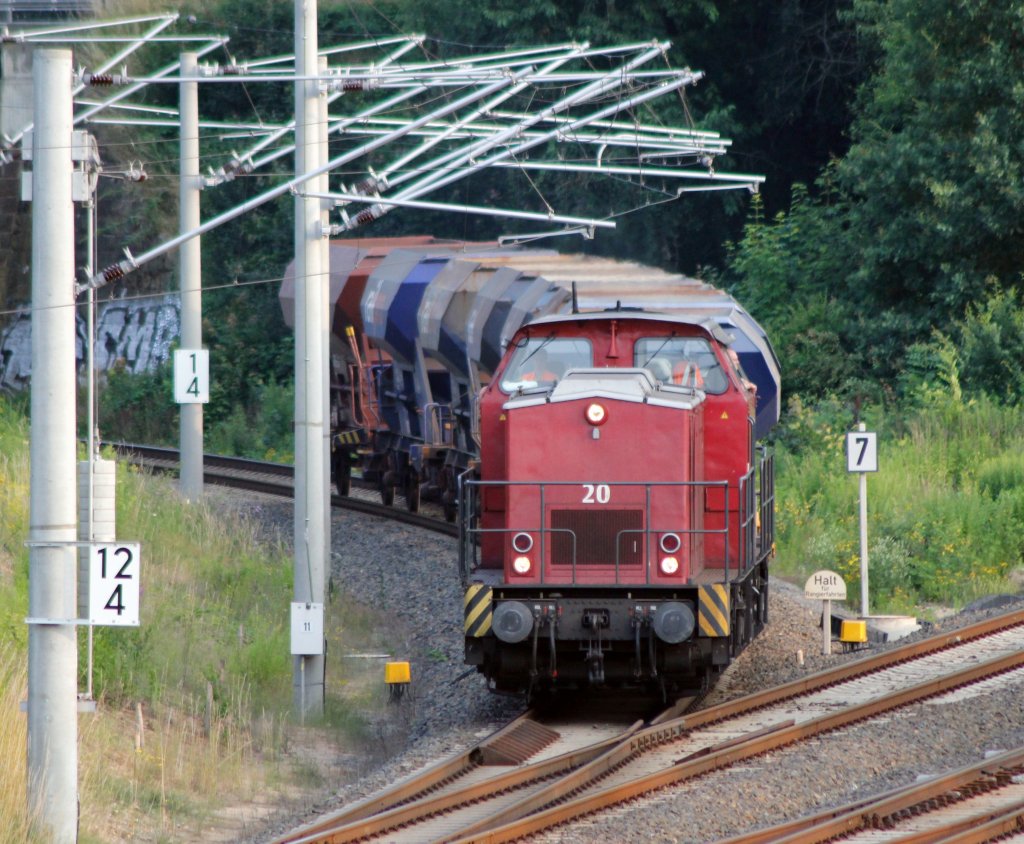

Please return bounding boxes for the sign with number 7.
[846,431,878,473]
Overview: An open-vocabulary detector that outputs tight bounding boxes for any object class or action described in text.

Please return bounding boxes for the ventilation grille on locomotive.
[550,510,643,566]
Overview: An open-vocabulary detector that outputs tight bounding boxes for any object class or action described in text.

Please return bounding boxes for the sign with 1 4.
[174,349,209,404]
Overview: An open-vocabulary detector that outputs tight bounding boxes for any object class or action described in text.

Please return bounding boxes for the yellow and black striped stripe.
[336,429,363,445]
[698,584,730,637]
[464,584,492,637]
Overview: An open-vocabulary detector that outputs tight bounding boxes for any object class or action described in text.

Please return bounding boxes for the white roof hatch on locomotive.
[503,367,705,412]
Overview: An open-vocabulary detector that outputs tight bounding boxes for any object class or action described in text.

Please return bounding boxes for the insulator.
[353,208,380,226]
[353,176,381,195]
[87,73,114,87]
[341,80,365,92]
[101,264,125,283]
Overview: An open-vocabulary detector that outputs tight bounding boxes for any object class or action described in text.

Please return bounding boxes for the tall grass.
[775,394,1024,614]
[0,396,392,840]
[0,643,42,842]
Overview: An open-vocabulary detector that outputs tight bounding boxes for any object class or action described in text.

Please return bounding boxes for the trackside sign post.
[291,602,325,724]
[804,570,847,655]
[846,423,878,616]
[89,542,141,626]
[174,348,209,403]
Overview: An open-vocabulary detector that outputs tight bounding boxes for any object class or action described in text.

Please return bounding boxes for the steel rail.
[456,646,1024,843]
[718,746,1024,844]
[270,611,1024,843]
[276,725,640,844]
[105,442,458,537]
[272,698,694,844]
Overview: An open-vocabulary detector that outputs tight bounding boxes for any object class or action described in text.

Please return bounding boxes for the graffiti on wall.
[0,295,181,391]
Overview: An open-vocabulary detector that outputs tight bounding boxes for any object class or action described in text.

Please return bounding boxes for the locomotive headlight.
[512,555,532,575]
[584,402,607,426]
[659,556,680,575]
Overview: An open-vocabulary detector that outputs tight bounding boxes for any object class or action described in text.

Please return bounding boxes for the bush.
[206,377,294,462]
[977,453,1024,499]
[96,367,295,462]
[96,363,177,445]
[774,397,1024,612]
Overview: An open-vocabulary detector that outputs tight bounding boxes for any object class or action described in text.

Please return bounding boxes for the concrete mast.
[27,47,78,843]
[179,51,204,500]
[293,0,326,715]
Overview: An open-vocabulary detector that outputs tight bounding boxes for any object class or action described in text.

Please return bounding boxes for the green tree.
[839,0,1024,341]
[722,185,858,398]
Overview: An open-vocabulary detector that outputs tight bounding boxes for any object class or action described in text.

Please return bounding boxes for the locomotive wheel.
[405,473,421,513]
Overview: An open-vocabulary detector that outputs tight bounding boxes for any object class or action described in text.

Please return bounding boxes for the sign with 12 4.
[89,543,140,626]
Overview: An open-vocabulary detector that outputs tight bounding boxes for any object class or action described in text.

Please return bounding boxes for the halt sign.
[89,543,141,626]
[804,570,847,601]
[805,570,846,656]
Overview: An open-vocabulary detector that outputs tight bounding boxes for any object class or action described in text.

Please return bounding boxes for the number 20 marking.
[582,484,611,504]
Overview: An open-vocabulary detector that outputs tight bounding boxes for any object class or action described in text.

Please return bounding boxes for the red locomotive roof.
[517,309,735,346]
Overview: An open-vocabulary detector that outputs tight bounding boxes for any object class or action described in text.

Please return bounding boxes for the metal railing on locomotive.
[458,467,774,585]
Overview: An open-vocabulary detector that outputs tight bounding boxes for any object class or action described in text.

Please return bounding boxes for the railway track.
[107,443,457,537]
[272,608,1024,843]
[722,747,1024,843]
[110,442,1024,842]
[272,696,698,844]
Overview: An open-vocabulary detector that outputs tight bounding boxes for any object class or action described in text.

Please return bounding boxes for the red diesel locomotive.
[459,308,775,700]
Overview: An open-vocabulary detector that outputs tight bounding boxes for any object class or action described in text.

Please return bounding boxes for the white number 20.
[582,484,611,504]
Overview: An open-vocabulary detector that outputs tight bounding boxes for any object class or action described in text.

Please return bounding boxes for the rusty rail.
[457,646,1024,843]
[719,746,1024,844]
[107,442,458,537]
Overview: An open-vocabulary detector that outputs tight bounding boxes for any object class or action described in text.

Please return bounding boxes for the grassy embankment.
[774,395,1024,614]
[0,395,402,841]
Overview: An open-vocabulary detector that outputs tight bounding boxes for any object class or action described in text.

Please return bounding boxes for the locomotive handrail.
[458,476,767,586]
[758,448,776,556]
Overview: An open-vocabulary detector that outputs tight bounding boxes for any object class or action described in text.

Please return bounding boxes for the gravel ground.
[222,491,1024,843]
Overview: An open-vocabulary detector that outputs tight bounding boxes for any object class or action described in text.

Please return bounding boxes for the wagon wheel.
[380,480,395,507]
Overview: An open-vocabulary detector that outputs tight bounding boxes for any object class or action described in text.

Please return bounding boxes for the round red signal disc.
[585,402,607,426]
